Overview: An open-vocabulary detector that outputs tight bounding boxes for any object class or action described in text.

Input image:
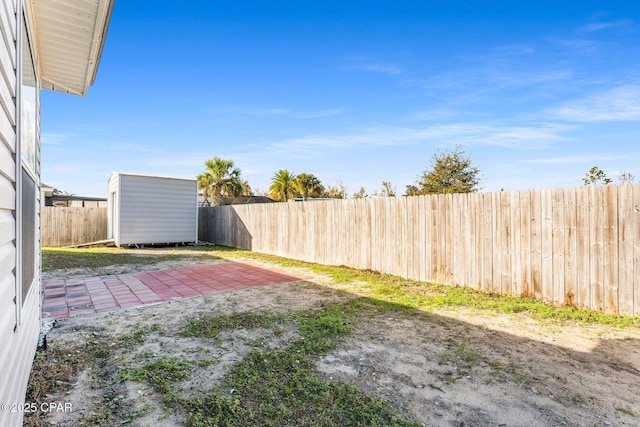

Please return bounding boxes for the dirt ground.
[32,250,640,426]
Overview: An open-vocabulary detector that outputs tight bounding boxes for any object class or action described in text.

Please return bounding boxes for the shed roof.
[32,0,115,96]
[110,172,197,183]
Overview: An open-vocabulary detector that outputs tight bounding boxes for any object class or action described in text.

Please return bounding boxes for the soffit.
[31,0,114,96]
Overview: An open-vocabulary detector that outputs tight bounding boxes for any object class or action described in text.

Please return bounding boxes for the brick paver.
[42,262,304,320]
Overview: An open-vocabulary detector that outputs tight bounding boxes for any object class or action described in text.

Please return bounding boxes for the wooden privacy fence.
[199,183,640,316]
[42,207,108,246]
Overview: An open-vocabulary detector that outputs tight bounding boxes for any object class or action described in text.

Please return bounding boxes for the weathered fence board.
[575,186,590,309]
[41,207,108,246]
[589,185,604,311]
[199,183,640,315]
[619,184,634,315]
[564,188,577,307]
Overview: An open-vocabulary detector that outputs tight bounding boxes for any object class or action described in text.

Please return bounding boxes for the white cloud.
[263,123,568,158]
[581,20,631,33]
[209,105,342,119]
[292,109,344,119]
[522,154,619,165]
[552,84,640,122]
[549,37,602,52]
[486,43,536,56]
[109,142,155,152]
[41,132,77,145]
[356,63,404,75]
[346,56,404,75]
[209,106,290,115]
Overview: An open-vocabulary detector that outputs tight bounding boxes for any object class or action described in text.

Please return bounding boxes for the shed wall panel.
[109,174,197,245]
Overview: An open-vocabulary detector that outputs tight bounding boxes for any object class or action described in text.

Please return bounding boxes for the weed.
[454,344,480,364]
[615,404,636,416]
[572,393,585,404]
[122,325,150,345]
[122,357,194,394]
[441,341,480,372]
[181,311,277,338]
[514,372,532,386]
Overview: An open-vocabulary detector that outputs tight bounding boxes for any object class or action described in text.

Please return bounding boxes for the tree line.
[197,146,482,206]
[197,147,635,206]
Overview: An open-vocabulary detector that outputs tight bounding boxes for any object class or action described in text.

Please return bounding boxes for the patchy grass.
[122,357,195,395]
[29,299,418,426]
[176,304,416,426]
[196,246,640,328]
[182,311,277,338]
[41,246,198,271]
[24,335,119,427]
[119,303,418,426]
[179,350,415,427]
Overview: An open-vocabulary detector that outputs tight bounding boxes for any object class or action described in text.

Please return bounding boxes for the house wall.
[109,173,198,246]
[0,1,41,426]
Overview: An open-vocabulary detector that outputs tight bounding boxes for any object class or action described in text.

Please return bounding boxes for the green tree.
[197,157,243,206]
[380,181,396,197]
[269,169,298,201]
[404,185,421,196]
[413,145,481,194]
[352,186,368,199]
[582,166,612,186]
[239,179,253,196]
[293,173,325,201]
[322,181,347,199]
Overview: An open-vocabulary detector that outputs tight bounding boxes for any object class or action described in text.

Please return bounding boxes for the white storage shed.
[108,173,198,246]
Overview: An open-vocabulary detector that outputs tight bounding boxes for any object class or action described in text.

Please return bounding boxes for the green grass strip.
[198,246,640,328]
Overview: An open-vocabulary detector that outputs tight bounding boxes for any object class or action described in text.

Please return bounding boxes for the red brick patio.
[42,262,304,320]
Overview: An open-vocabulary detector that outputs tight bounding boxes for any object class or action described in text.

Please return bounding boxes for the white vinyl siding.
[0,3,41,426]
[109,173,198,246]
[0,0,19,423]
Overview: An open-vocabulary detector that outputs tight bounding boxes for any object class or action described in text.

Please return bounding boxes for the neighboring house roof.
[31,0,115,96]
[198,195,276,206]
[221,196,276,205]
[41,183,106,206]
[41,183,54,197]
[49,195,107,203]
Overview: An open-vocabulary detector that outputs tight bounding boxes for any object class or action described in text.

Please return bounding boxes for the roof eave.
[32,0,115,97]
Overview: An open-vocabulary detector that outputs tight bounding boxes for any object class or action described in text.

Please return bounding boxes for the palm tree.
[269,169,297,201]
[197,157,243,206]
[197,172,214,206]
[239,179,253,196]
[294,173,324,201]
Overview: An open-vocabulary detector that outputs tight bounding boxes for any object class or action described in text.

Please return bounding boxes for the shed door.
[109,191,116,240]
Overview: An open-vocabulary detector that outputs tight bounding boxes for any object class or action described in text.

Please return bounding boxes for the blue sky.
[41,0,640,197]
